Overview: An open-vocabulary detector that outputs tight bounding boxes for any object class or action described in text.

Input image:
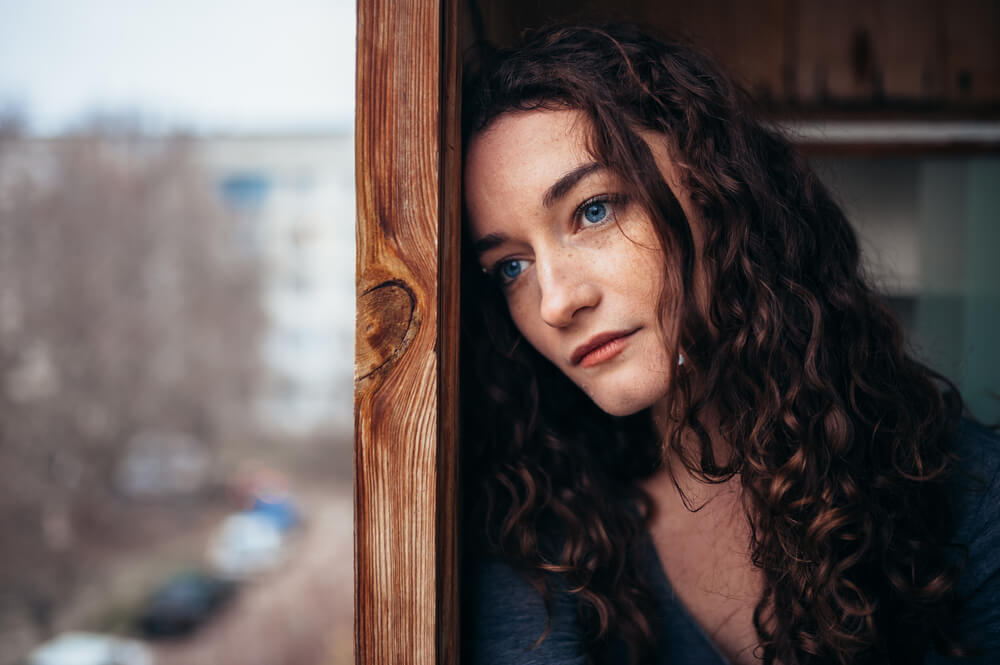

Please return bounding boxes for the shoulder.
[951,418,1000,482]
[466,556,587,665]
[950,418,1000,578]
[927,419,1000,663]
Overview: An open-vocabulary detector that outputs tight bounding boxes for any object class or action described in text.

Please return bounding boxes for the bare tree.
[0,126,263,647]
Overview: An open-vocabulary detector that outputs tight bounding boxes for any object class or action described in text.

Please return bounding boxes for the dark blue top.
[468,421,1000,664]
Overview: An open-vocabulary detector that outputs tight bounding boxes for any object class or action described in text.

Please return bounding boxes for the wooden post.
[354,0,460,662]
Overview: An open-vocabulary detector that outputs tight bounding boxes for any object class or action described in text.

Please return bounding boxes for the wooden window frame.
[355,0,461,663]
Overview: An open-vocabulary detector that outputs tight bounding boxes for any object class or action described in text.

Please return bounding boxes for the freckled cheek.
[643,252,668,298]
[624,247,669,336]
[615,242,665,296]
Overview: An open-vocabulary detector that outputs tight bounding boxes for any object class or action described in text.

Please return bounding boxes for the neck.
[651,393,731,465]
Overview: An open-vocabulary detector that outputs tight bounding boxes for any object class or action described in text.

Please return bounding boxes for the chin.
[597,402,646,417]
[570,357,675,417]
[587,384,667,418]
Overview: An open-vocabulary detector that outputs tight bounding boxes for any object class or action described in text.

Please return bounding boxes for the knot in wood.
[356,280,417,380]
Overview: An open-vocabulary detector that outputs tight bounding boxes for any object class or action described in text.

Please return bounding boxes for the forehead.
[464,110,595,228]
[466,108,593,169]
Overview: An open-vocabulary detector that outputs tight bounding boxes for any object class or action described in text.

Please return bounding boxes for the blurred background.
[1,1,355,664]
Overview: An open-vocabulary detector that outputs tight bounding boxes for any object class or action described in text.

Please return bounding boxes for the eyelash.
[575,193,623,227]
[486,193,627,289]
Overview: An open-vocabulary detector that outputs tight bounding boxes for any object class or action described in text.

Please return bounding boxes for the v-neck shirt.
[467,420,1000,664]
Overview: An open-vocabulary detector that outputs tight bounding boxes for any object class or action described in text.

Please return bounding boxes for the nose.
[536,251,600,328]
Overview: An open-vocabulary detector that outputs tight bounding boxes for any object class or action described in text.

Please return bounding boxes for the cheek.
[505,289,549,354]
[621,237,668,309]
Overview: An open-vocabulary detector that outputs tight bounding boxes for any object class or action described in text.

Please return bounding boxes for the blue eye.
[493,259,527,286]
[501,260,523,279]
[583,201,608,224]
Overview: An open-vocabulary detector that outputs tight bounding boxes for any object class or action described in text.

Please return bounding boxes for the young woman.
[460,24,1000,665]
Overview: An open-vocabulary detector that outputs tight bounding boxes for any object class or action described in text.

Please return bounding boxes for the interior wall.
[467,0,1000,114]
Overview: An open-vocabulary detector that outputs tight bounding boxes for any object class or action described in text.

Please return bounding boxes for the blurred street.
[151,484,352,665]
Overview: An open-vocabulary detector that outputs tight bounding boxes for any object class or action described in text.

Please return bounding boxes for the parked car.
[227,463,303,532]
[137,570,236,638]
[27,632,152,665]
[208,511,287,579]
[248,492,301,532]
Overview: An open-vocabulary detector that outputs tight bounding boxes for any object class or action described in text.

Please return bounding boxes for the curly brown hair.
[461,23,965,665]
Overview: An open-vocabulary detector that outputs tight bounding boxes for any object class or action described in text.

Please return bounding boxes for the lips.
[570,329,638,367]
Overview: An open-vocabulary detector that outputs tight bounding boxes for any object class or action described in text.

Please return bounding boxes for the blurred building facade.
[199,135,355,437]
[0,132,356,440]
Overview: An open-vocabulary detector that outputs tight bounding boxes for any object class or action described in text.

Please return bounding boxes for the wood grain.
[476,0,1000,113]
[355,0,460,663]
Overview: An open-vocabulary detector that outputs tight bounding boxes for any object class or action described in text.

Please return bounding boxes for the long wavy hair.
[461,24,965,665]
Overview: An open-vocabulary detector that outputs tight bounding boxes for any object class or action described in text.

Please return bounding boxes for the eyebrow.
[542,162,604,208]
[472,162,605,256]
[472,232,507,256]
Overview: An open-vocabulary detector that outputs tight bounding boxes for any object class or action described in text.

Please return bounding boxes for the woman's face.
[465,108,686,417]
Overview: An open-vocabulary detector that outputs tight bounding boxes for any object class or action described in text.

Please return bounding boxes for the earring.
[678,353,685,366]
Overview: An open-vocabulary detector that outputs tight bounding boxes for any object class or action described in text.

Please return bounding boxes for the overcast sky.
[0,0,355,134]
